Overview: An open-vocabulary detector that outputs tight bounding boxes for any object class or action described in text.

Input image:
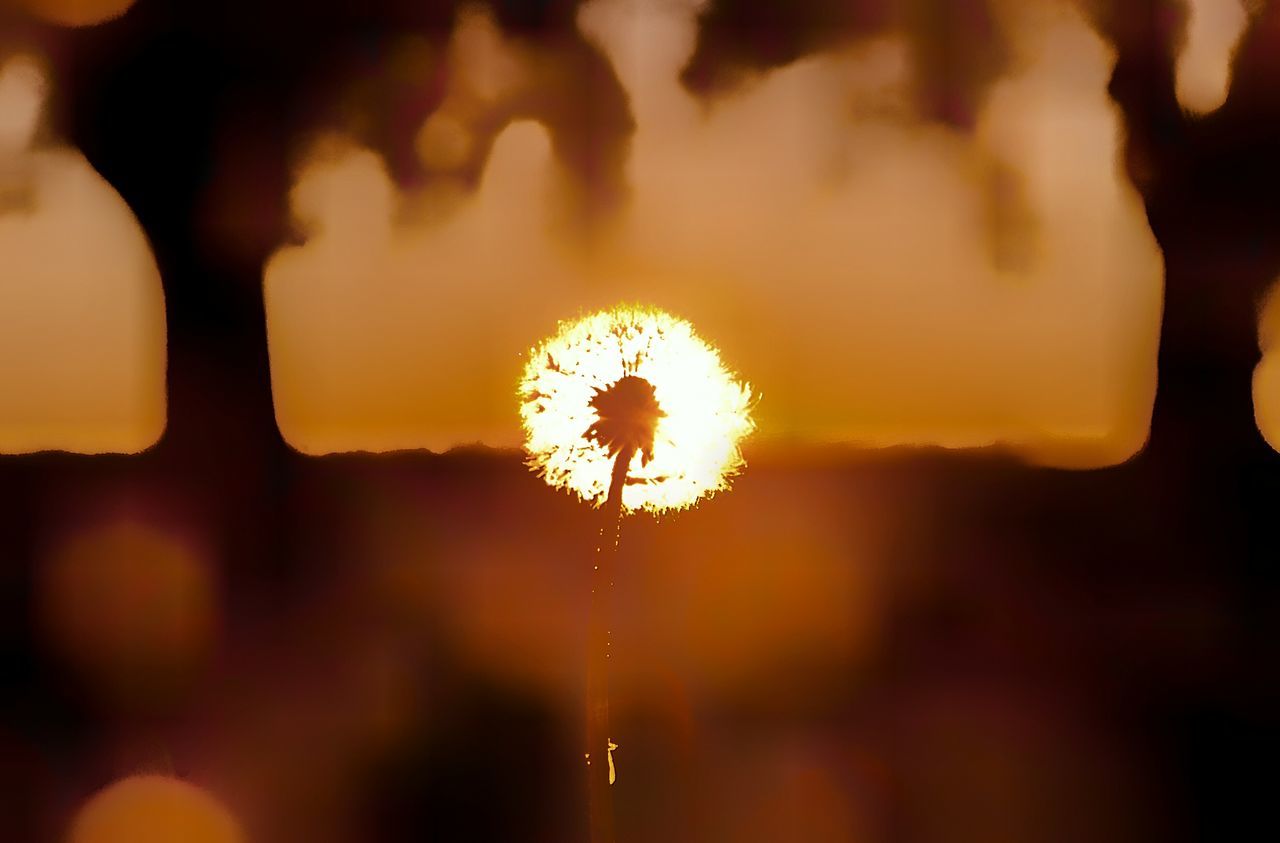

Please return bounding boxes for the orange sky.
[266,0,1166,466]
[0,1,1269,461]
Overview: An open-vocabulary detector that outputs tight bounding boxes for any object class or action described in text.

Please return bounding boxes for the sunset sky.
[0,0,1264,463]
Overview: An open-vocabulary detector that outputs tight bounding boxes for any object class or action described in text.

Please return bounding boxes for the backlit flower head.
[520,306,754,513]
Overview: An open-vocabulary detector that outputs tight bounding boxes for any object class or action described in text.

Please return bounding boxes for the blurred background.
[1,0,1279,841]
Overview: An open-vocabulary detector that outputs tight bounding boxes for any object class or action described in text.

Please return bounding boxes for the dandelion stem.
[587,442,634,843]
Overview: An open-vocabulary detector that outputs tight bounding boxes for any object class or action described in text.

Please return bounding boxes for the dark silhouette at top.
[682,0,1008,128]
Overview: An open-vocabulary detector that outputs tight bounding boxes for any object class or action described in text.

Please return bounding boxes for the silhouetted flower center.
[585,375,665,466]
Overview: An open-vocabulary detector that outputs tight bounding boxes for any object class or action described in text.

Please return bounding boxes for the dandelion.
[521,306,754,513]
[520,305,754,842]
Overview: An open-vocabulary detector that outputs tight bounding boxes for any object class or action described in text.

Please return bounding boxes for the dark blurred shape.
[892,680,1156,843]
[1096,0,1280,455]
[490,0,580,32]
[902,0,1007,127]
[365,675,575,843]
[37,518,217,710]
[586,375,665,465]
[681,0,890,95]
[682,0,1007,128]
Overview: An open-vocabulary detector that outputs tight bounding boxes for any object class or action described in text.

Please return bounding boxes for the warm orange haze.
[3,1,1280,842]
[265,0,1167,466]
[0,0,1271,460]
[0,54,166,454]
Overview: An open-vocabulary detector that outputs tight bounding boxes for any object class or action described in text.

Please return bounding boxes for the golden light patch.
[69,775,244,843]
[1176,0,1249,115]
[0,55,166,454]
[520,306,754,513]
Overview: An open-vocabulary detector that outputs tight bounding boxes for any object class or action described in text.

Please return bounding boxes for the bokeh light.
[69,775,244,843]
[37,518,218,707]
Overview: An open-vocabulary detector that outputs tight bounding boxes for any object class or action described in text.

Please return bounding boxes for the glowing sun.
[520,306,754,513]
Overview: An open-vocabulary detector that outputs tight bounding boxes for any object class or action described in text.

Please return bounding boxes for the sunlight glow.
[520,306,753,513]
[1176,0,1248,115]
[0,54,166,454]
[266,0,1162,466]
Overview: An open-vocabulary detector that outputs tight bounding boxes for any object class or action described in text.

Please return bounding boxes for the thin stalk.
[587,443,635,843]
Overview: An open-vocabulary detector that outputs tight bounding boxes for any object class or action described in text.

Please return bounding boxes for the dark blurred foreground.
[2,442,1276,842]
